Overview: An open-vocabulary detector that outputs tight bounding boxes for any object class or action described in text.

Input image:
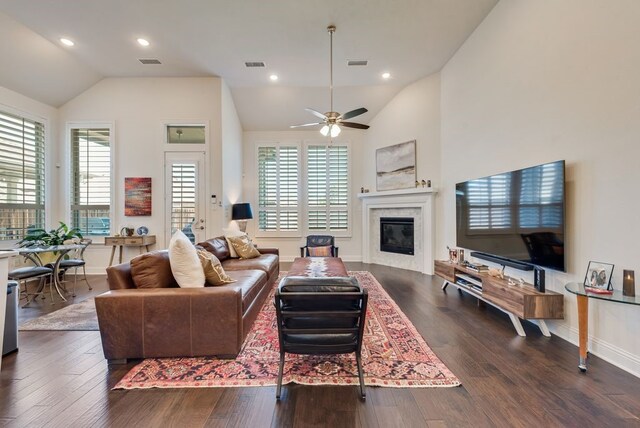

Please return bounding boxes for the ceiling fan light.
[320,125,330,136]
[330,124,341,138]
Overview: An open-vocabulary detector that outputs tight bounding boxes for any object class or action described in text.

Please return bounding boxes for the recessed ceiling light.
[382,72,391,79]
[269,74,279,81]
[60,38,74,47]
[137,38,150,47]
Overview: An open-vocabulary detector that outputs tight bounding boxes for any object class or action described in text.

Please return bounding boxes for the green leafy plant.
[19,221,83,247]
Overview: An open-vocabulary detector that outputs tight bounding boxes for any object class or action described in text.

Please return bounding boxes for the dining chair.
[59,238,93,297]
[10,262,54,306]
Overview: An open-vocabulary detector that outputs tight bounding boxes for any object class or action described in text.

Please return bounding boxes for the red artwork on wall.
[125,177,152,216]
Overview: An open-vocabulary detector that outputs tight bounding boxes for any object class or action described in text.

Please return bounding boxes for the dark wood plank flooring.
[1,263,639,427]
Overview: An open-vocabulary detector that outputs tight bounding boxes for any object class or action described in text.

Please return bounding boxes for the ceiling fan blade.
[305,108,328,120]
[340,121,370,130]
[339,107,368,120]
[290,122,324,128]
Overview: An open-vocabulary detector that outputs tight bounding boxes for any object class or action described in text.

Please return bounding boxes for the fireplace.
[380,217,414,255]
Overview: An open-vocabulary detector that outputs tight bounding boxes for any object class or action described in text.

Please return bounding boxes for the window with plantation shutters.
[257,145,299,232]
[170,163,196,242]
[0,110,45,241]
[307,144,349,231]
[467,173,511,231]
[519,161,563,229]
[70,128,111,236]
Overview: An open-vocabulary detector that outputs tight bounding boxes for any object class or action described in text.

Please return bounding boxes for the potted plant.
[19,222,83,264]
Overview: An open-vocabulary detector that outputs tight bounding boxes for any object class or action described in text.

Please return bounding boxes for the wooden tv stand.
[434,260,564,337]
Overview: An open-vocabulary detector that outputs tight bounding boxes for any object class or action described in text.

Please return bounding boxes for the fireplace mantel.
[359,188,437,274]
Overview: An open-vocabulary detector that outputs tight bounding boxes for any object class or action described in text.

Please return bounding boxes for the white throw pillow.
[223,227,247,258]
[168,229,205,288]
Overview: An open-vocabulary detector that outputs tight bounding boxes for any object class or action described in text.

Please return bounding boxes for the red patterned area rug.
[114,271,460,390]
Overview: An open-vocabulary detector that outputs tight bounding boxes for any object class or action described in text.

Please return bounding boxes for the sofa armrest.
[95,287,243,360]
[258,247,279,256]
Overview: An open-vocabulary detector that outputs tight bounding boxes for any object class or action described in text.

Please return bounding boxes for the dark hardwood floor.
[1,263,639,427]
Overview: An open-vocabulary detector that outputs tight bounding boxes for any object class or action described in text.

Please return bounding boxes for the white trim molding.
[359,188,437,274]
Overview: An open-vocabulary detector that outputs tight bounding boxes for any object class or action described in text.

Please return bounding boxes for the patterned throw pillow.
[227,235,261,259]
[197,249,236,286]
[307,245,333,257]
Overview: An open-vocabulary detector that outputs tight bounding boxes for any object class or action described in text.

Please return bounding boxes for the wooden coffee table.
[288,257,348,277]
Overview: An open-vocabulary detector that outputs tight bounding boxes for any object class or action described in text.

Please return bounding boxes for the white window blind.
[257,146,299,231]
[307,145,349,231]
[467,173,511,230]
[170,163,197,243]
[0,110,45,241]
[519,162,563,228]
[70,128,111,236]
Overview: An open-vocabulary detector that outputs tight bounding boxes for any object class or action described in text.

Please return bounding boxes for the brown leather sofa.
[95,237,279,362]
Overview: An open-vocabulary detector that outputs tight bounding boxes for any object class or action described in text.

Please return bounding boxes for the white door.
[165,152,207,244]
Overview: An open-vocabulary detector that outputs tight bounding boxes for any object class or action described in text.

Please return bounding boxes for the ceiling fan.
[290,25,370,138]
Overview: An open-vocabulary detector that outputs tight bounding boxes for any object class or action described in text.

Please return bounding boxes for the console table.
[564,282,639,372]
[105,235,156,266]
[435,260,564,337]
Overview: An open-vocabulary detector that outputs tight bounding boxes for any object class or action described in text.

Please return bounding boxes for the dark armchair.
[300,235,339,257]
[274,276,368,400]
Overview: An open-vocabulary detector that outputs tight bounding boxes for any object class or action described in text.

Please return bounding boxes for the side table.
[105,235,156,266]
[564,282,639,372]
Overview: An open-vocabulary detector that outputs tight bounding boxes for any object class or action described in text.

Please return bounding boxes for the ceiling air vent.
[347,60,368,66]
[244,61,266,68]
[139,58,162,65]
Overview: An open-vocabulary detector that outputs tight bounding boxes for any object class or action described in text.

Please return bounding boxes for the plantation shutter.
[70,128,111,236]
[257,145,299,231]
[519,162,563,228]
[0,110,45,240]
[170,163,197,242]
[467,173,511,230]
[307,144,349,231]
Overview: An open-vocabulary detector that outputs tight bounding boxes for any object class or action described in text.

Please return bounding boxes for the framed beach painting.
[376,140,416,191]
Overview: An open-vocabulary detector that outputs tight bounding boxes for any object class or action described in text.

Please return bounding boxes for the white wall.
[243,130,364,262]
[220,80,244,219]
[441,0,640,376]
[361,72,443,258]
[58,77,227,270]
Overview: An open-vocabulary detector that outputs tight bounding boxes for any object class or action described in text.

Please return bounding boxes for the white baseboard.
[552,323,640,378]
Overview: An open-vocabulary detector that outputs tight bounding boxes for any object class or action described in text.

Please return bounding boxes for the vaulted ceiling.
[0,0,497,130]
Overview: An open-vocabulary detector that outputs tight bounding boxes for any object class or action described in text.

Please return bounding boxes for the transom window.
[0,110,45,241]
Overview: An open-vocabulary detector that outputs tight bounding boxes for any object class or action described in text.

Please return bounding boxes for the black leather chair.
[300,235,339,257]
[274,276,368,400]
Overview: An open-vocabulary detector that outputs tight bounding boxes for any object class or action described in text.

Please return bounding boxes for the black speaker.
[534,267,545,292]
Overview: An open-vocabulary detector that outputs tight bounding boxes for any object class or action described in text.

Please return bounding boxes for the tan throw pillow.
[197,249,236,286]
[307,245,333,257]
[223,227,246,258]
[227,235,261,259]
[168,229,205,288]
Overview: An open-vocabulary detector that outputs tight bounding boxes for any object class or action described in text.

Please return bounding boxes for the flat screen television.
[456,160,566,272]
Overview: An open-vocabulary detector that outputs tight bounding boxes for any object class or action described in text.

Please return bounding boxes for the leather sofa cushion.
[197,237,230,261]
[226,269,268,312]
[130,250,179,289]
[222,254,278,280]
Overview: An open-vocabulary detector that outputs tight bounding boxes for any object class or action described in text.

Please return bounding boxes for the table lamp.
[232,203,253,233]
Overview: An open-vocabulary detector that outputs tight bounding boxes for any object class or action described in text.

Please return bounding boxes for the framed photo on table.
[583,261,614,290]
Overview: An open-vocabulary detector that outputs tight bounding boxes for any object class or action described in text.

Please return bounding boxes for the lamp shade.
[232,203,253,220]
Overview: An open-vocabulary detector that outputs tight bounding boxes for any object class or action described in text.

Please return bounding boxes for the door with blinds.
[165,152,206,244]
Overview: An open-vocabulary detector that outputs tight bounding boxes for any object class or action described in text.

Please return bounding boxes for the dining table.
[17,244,84,302]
